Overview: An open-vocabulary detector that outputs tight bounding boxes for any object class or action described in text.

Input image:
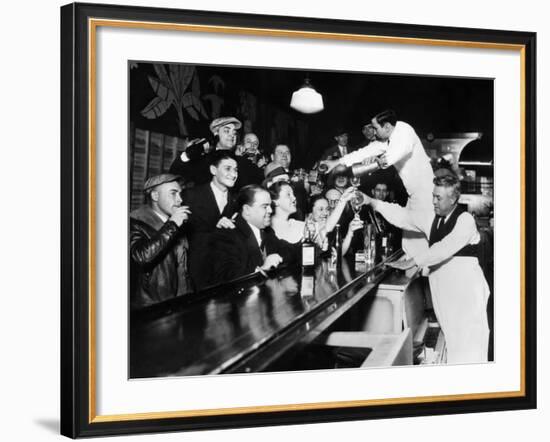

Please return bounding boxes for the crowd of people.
[130,109,492,364]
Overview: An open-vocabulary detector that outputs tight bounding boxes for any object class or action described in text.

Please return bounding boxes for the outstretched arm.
[339,141,387,168]
[360,194,431,234]
[325,187,356,233]
[370,199,425,233]
[319,142,386,173]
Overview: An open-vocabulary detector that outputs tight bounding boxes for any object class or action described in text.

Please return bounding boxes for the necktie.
[259,230,266,257]
[219,191,227,214]
[436,216,445,233]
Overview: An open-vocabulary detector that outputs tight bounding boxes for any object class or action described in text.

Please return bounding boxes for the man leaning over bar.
[320,109,434,260]
[210,185,285,283]
[363,169,490,364]
[129,174,192,310]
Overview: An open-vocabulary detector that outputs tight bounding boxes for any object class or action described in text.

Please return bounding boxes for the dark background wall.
[129,61,494,169]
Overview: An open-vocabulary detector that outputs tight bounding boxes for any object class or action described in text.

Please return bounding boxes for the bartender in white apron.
[363,169,490,364]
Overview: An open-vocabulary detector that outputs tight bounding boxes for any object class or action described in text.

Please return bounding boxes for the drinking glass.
[350,191,363,218]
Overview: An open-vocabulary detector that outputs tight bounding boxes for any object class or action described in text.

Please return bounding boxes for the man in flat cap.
[169,116,263,190]
[129,174,191,310]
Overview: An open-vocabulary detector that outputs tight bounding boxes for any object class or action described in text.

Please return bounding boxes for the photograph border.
[60,2,537,438]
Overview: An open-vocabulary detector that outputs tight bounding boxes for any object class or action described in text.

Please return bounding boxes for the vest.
[428,205,478,258]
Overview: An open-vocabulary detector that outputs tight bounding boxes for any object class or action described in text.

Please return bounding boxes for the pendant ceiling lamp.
[290,77,324,114]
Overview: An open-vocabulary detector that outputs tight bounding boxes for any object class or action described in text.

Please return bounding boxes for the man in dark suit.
[182,151,239,291]
[211,185,284,283]
[321,127,351,161]
[169,116,263,189]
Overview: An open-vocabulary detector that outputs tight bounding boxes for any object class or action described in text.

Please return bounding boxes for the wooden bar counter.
[130,251,421,378]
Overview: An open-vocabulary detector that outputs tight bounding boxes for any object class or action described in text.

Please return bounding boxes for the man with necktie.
[211,185,285,283]
[362,169,490,364]
[321,127,351,160]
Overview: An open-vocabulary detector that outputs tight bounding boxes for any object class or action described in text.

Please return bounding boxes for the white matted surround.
[95,24,521,415]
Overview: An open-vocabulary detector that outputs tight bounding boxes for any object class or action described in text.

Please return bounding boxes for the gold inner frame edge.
[87,18,527,423]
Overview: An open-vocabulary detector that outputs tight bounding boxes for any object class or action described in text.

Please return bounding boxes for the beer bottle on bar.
[380,234,388,260]
[363,223,376,266]
[334,224,342,266]
[328,224,342,272]
[302,219,316,268]
[385,231,394,257]
[300,268,315,299]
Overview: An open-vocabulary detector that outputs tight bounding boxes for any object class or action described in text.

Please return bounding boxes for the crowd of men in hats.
[130,109,492,364]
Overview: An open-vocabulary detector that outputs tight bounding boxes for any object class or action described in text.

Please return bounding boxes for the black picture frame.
[60,2,537,438]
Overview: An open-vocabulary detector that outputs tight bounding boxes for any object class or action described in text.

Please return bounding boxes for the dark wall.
[129,61,493,169]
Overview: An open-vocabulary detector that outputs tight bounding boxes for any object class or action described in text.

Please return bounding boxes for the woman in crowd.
[269,181,305,262]
[327,166,351,195]
[306,188,360,254]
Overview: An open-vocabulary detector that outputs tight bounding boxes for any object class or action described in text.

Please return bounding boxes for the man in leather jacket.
[129,174,191,310]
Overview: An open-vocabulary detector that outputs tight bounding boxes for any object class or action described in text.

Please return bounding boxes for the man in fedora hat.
[170,116,263,189]
[129,174,192,310]
[321,126,351,161]
[262,162,290,188]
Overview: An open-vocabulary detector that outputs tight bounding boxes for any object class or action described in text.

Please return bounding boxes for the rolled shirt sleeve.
[372,200,431,234]
[339,141,387,167]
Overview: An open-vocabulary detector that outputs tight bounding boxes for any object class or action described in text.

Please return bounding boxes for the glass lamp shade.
[290,85,324,114]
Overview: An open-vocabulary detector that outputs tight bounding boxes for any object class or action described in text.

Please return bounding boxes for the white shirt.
[339,140,386,165]
[272,219,305,244]
[210,182,228,214]
[372,200,481,267]
[340,121,433,200]
[338,145,348,157]
[153,210,168,223]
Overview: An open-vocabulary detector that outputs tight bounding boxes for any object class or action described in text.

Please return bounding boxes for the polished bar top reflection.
[130,253,399,378]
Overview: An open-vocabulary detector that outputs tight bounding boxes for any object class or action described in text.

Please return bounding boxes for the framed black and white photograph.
[60,2,536,438]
